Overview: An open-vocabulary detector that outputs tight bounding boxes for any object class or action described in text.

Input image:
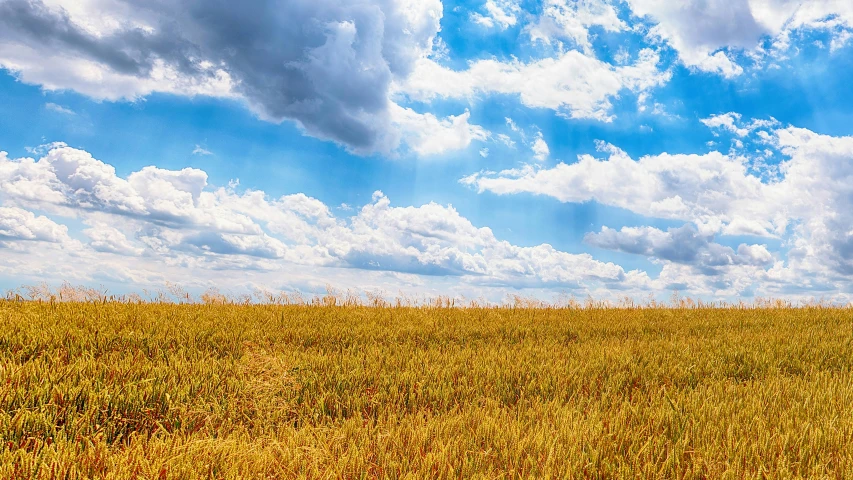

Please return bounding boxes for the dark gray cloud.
[0,0,442,153]
[0,0,201,75]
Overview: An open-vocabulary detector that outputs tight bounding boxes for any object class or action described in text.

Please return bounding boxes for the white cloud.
[701,112,750,137]
[585,224,773,269]
[463,119,853,296]
[84,223,145,256]
[6,136,853,300]
[0,206,70,244]
[625,0,853,77]
[505,117,522,132]
[391,105,489,156]
[496,134,516,148]
[462,140,782,237]
[0,145,258,233]
[472,0,521,30]
[2,0,480,159]
[192,145,213,156]
[44,103,76,115]
[397,48,670,121]
[527,0,626,52]
[532,132,550,161]
[0,144,644,295]
[830,29,853,51]
[329,191,632,284]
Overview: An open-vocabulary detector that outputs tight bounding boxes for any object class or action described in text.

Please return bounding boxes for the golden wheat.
[1,295,852,478]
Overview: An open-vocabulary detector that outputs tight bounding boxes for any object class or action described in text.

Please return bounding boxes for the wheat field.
[2,293,853,478]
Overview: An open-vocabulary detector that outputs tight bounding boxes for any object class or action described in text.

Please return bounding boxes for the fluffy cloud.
[83,224,145,256]
[531,132,550,161]
[5,136,853,301]
[472,0,521,30]
[1,0,677,155]
[0,206,70,245]
[521,0,853,77]
[0,144,258,233]
[463,119,853,295]
[626,0,853,76]
[462,140,782,236]
[585,224,772,271]
[701,113,751,137]
[397,48,669,121]
[0,144,643,294]
[0,0,445,154]
[527,0,626,52]
[390,104,489,156]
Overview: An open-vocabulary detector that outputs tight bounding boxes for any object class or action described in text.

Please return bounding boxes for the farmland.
[2,298,853,478]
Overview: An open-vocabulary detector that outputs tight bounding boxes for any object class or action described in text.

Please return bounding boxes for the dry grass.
[1,297,853,478]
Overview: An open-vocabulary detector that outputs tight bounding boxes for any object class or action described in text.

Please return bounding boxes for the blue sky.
[3,0,853,302]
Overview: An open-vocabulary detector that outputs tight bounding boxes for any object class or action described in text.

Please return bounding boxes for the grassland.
[2,298,853,478]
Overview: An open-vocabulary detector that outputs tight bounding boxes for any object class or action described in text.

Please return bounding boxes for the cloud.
[330,191,633,284]
[390,105,489,156]
[463,118,853,294]
[192,145,212,156]
[6,137,853,300]
[0,144,643,293]
[0,205,70,244]
[397,48,670,121]
[532,132,550,161]
[462,140,781,237]
[527,0,626,52]
[0,145,258,232]
[83,223,145,255]
[701,112,750,137]
[585,224,773,270]
[0,0,444,155]
[44,102,75,115]
[625,0,853,76]
[471,0,520,30]
[701,113,780,137]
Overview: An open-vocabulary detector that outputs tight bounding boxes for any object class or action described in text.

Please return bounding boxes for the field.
[2,298,853,478]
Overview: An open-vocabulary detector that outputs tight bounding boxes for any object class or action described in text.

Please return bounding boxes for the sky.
[2,0,853,303]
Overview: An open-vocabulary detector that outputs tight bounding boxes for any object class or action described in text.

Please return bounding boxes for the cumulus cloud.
[83,223,145,256]
[0,145,260,232]
[0,144,644,293]
[390,104,489,156]
[701,112,750,137]
[327,191,631,284]
[397,48,670,121]
[585,224,773,271]
[0,0,682,155]
[461,140,782,237]
[527,0,626,52]
[5,138,853,300]
[625,0,853,76]
[0,0,445,155]
[0,206,70,244]
[472,0,521,30]
[463,119,853,295]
